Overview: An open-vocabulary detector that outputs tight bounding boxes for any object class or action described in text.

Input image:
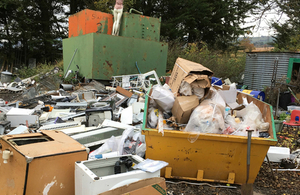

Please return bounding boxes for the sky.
[243,7,288,37]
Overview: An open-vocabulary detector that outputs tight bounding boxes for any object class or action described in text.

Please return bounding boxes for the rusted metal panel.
[63,33,168,80]
[68,9,113,38]
[119,12,161,41]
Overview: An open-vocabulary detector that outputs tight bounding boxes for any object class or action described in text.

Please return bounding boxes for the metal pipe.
[56,102,88,107]
[129,8,143,15]
[276,88,280,117]
[273,169,300,171]
[135,61,141,74]
[41,112,86,125]
[64,48,78,78]
[60,84,74,91]
[165,180,237,189]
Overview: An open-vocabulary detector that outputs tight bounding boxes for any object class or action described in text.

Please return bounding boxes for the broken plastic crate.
[142,90,277,185]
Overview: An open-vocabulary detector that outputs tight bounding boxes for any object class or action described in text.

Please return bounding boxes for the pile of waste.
[0,57,279,194]
[147,58,271,139]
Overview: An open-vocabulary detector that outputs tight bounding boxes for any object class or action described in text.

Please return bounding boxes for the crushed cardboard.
[169,57,213,96]
[172,95,199,124]
[99,177,166,195]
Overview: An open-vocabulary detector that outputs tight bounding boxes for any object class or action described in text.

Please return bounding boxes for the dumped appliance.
[0,130,89,195]
[75,155,160,195]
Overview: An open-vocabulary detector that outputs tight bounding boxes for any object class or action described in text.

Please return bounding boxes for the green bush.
[17,63,56,79]
[166,40,246,82]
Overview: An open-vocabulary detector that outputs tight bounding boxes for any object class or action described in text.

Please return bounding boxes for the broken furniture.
[283,110,300,127]
[75,155,160,195]
[0,130,89,195]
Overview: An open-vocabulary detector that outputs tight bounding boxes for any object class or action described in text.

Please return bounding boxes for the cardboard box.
[99,177,166,195]
[169,57,213,97]
[172,95,199,124]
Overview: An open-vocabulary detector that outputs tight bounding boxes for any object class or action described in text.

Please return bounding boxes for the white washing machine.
[75,154,160,195]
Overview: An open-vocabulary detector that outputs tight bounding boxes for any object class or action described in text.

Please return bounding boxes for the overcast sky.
[243,8,288,37]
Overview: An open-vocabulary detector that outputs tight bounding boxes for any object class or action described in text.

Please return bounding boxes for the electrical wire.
[165,180,237,189]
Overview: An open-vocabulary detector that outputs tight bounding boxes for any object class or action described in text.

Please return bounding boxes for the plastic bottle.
[225,107,231,117]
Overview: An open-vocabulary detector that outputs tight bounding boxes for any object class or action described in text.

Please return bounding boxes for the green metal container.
[119,12,161,42]
[63,33,168,80]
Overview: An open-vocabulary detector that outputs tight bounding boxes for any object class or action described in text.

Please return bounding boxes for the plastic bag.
[231,102,265,137]
[223,115,239,134]
[88,136,119,160]
[148,108,158,128]
[133,159,169,173]
[118,127,144,156]
[210,87,226,110]
[191,86,205,100]
[184,100,225,135]
[179,81,192,96]
[151,84,175,112]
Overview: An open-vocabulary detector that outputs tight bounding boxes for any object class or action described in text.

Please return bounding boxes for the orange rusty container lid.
[68,9,113,38]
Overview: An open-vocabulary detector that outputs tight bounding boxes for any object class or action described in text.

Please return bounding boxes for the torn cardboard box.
[172,95,199,124]
[99,177,166,195]
[169,57,213,97]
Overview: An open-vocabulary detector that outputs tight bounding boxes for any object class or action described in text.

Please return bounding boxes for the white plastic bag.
[184,100,225,134]
[179,81,192,96]
[89,136,119,160]
[133,159,169,173]
[192,86,205,100]
[232,102,265,137]
[151,84,175,112]
[148,108,158,128]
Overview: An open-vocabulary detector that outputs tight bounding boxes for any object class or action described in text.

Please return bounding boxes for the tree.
[94,0,135,13]
[258,0,300,51]
[131,0,260,51]
[0,0,69,67]
[239,37,255,52]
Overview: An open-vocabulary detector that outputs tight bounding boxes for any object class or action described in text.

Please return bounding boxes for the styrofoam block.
[264,146,290,162]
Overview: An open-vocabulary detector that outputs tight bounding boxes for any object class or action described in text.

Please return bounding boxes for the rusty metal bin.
[142,92,277,185]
